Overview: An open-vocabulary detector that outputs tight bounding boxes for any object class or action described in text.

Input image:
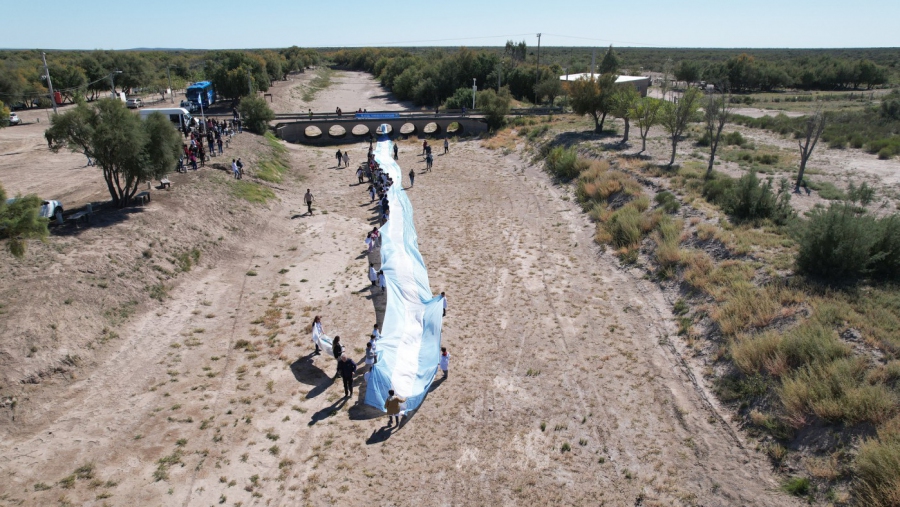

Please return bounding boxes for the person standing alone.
[408,168,415,188]
[441,291,447,317]
[304,189,314,215]
[337,354,357,398]
[444,138,449,154]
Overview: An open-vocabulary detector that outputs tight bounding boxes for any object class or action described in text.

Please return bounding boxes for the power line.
[325,33,536,48]
[541,33,670,48]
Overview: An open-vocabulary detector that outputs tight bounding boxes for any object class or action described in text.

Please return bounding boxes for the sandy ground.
[0,72,805,506]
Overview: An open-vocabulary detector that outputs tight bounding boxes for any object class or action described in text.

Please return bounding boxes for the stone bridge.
[273,112,489,145]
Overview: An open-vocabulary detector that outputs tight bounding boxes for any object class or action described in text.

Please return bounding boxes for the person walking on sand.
[421,140,428,156]
[337,354,357,397]
[231,159,239,179]
[368,184,376,202]
[308,108,313,120]
[441,291,447,317]
[426,152,433,172]
[408,168,415,188]
[357,166,364,184]
[304,189,314,215]
[393,142,399,160]
[343,151,350,168]
[311,315,324,355]
[335,149,343,168]
[444,138,449,154]
[378,270,386,293]
[331,336,344,378]
[438,347,450,379]
[368,263,378,286]
[385,389,406,427]
[236,158,244,179]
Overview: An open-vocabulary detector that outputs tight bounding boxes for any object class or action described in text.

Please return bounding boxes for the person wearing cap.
[384,389,406,427]
[336,354,357,397]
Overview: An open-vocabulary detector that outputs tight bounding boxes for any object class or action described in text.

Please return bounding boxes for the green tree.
[206,51,269,99]
[703,93,731,178]
[534,77,563,106]
[569,74,617,133]
[674,60,701,87]
[0,183,49,258]
[0,99,8,127]
[476,86,511,130]
[238,96,275,134]
[47,99,181,208]
[660,87,703,166]
[610,86,639,143]
[598,46,621,74]
[443,87,474,110]
[629,97,662,153]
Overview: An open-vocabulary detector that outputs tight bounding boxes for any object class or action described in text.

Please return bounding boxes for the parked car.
[8,113,21,125]
[126,98,144,109]
[3,198,63,222]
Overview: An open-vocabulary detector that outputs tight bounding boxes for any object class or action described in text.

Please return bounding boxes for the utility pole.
[166,66,174,104]
[109,70,122,99]
[472,78,476,110]
[41,52,58,115]
[535,33,541,106]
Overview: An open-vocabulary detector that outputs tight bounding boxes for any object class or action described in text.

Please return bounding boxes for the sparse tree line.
[674,54,890,92]
[330,46,565,108]
[0,47,319,107]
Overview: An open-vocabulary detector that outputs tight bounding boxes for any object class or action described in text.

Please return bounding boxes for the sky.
[3,0,899,50]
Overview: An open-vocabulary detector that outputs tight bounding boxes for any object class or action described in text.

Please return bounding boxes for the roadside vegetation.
[519,106,900,504]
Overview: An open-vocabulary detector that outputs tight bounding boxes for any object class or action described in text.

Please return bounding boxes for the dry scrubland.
[1,70,897,506]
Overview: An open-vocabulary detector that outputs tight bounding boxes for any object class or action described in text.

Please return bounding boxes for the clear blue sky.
[5,0,899,49]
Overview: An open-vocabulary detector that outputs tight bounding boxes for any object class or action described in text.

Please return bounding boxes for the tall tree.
[795,110,827,192]
[47,99,181,208]
[660,87,703,166]
[629,97,662,153]
[0,183,49,259]
[703,93,731,179]
[598,45,621,75]
[569,74,617,133]
[675,60,701,87]
[534,77,563,106]
[477,86,511,130]
[610,86,639,143]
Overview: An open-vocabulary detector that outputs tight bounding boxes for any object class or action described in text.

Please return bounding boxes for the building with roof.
[559,74,651,97]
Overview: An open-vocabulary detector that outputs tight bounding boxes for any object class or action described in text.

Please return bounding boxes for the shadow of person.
[428,376,446,393]
[365,425,393,445]
[290,354,327,385]
[308,396,348,426]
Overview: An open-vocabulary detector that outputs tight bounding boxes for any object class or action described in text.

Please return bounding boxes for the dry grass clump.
[712,283,803,336]
[856,415,900,506]
[732,322,850,377]
[575,159,642,209]
[652,216,684,272]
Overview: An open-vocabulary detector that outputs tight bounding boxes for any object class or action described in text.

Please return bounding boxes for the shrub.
[605,204,643,249]
[782,477,810,496]
[702,175,735,206]
[796,203,878,280]
[544,146,580,181]
[879,148,893,160]
[871,216,900,279]
[732,322,850,377]
[725,131,746,146]
[443,87,474,110]
[723,172,793,225]
[654,191,680,214]
[477,86,511,130]
[238,96,275,134]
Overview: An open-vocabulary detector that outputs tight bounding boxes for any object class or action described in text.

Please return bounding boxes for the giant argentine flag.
[365,127,443,414]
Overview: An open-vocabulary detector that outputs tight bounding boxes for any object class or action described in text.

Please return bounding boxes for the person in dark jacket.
[332,336,343,377]
[336,354,357,397]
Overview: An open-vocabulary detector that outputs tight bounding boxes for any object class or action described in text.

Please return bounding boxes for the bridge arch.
[351,124,370,137]
[400,123,416,136]
[422,122,441,136]
[304,125,322,139]
[328,125,347,138]
[446,121,463,135]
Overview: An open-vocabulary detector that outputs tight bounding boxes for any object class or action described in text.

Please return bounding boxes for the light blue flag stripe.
[365,128,443,413]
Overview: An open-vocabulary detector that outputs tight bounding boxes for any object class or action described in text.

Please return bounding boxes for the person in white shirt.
[438,347,450,379]
[372,324,381,340]
[311,315,324,355]
[441,291,447,317]
[378,270,386,292]
[368,263,378,286]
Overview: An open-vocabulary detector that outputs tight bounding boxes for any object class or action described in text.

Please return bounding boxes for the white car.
[126,98,144,109]
[4,198,64,222]
[8,113,20,125]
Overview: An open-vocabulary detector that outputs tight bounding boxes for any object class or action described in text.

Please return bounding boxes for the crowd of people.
[177,115,241,173]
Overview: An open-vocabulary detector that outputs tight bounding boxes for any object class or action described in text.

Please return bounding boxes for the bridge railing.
[271,106,563,122]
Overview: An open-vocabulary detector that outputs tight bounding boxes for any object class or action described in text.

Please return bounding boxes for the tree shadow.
[53,204,145,237]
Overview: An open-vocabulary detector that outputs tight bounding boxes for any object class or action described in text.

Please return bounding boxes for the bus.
[185,81,216,108]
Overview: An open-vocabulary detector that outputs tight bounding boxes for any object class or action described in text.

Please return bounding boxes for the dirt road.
[0,72,796,506]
